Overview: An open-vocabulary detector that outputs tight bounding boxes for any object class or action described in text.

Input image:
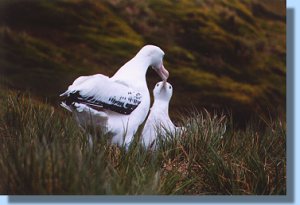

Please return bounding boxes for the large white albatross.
[60,45,169,147]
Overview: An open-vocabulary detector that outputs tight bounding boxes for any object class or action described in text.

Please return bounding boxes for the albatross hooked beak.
[155,64,169,81]
[159,80,167,94]
[162,80,167,87]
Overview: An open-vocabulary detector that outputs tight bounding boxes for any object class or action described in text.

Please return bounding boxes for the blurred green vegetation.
[0,0,286,124]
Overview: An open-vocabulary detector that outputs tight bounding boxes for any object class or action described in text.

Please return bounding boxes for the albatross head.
[153,81,173,102]
[137,45,169,81]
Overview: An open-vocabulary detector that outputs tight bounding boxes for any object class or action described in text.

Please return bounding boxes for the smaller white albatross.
[60,45,169,147]
[141,81,185,149]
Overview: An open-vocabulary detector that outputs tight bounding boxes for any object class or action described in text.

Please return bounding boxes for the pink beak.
[155,64,169,81]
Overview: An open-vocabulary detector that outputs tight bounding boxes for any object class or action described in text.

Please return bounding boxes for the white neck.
[111,55,151,88]
[152,99,170,115]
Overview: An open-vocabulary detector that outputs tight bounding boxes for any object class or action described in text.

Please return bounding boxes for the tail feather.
[59,90,69,97]
[60,102,73,112]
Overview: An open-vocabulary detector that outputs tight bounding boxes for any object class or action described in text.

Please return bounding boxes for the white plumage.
[60,45,169,147]
[141,81,184,149]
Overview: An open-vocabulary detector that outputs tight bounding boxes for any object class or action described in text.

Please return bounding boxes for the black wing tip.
[59,90,81,106]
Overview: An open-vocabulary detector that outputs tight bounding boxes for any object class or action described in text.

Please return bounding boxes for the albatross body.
[60,45,169,147]
[141,81,183,149]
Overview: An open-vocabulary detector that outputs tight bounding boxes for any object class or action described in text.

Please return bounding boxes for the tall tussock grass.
[0,94,286,195]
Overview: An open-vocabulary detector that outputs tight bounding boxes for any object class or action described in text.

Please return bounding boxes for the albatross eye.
[169,85,172,89]
[156,83,159,87]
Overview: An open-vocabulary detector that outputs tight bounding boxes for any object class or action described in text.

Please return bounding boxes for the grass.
[0,92,286,195]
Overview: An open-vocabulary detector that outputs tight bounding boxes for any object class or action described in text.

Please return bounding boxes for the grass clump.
[0,93,286,195]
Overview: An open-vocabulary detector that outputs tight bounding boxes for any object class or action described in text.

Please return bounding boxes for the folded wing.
[60,74,142,115]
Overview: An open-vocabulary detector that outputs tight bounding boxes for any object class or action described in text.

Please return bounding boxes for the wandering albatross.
[60,45,169,147]
[141,81,185,149]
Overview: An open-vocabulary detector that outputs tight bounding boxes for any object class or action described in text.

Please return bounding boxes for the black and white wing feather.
[60,74,142,115]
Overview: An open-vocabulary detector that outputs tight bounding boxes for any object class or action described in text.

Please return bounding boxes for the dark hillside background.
[0,0,286,124]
